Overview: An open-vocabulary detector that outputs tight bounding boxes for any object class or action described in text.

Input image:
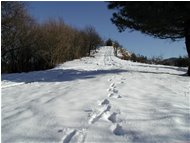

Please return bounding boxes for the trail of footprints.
[88,76,126,136]
[60,76,126,143]
[107,82,122,98]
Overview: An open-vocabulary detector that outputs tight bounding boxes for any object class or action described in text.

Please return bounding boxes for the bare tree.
[84,26,102,56]
[1,1,35,72]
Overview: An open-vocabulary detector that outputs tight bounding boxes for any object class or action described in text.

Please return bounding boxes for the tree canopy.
[108,2,190,40]
[108,2,190,75]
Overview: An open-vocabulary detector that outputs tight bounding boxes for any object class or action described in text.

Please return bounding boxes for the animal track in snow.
[108,93,114,97]
[108,112,117,123]
[119,81,124,84]
[112,94,122,99]
[98,99,110,105]
[107,80,122,98]
[108,79,112,82]
[61,129,76,143]
[107,89,121,98]
[88,105,111,124]
[111,124,125,136]
[61,128,86,143]
[110,83,116,88]
[112,88,118,94]
[107,87,118,93]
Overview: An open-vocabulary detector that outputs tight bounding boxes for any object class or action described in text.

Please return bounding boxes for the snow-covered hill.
[1,46,190,143]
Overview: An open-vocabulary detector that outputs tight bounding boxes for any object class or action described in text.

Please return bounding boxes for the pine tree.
[108,2,190,75]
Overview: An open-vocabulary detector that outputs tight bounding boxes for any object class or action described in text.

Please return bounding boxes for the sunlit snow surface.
[2,46,190,143]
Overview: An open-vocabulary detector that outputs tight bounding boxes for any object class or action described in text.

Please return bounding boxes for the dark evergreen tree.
[130,53,137,62]
[106,38,113,46]
[108,2,190,75]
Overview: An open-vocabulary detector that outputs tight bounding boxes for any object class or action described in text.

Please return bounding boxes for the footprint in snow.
[113,94,122,99]
[108,93,114,97]
[111,124,125,136]
[110,83,116,88]
[107,88,118,93]
[108,112,117,123]
[119,81,124,84]
[112,88,118,94]
[60,128,86,143]
[61,129,76,143]
[107,88,112,92]
[98,99,110,106]
[88,105,111,124]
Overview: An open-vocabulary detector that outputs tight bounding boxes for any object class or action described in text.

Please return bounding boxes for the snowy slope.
[1,46,190,143]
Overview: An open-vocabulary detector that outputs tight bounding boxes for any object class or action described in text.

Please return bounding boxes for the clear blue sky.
[28,1,187,59]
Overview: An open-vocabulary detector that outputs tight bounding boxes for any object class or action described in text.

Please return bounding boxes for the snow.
[1,46,190,143]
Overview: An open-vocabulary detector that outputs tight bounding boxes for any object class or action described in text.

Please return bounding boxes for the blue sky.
[28,1,187,59]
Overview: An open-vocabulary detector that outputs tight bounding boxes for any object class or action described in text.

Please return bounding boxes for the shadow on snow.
[2,66,187,84]
[1,69,129,84]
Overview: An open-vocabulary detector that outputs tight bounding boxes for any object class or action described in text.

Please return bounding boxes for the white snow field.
[1,46,190,143]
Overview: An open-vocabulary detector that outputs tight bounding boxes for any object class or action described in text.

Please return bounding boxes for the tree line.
[1,2,103,73]
[130,53,189,67]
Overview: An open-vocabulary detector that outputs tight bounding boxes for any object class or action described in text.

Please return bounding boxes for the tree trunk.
[185,20,190,76]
